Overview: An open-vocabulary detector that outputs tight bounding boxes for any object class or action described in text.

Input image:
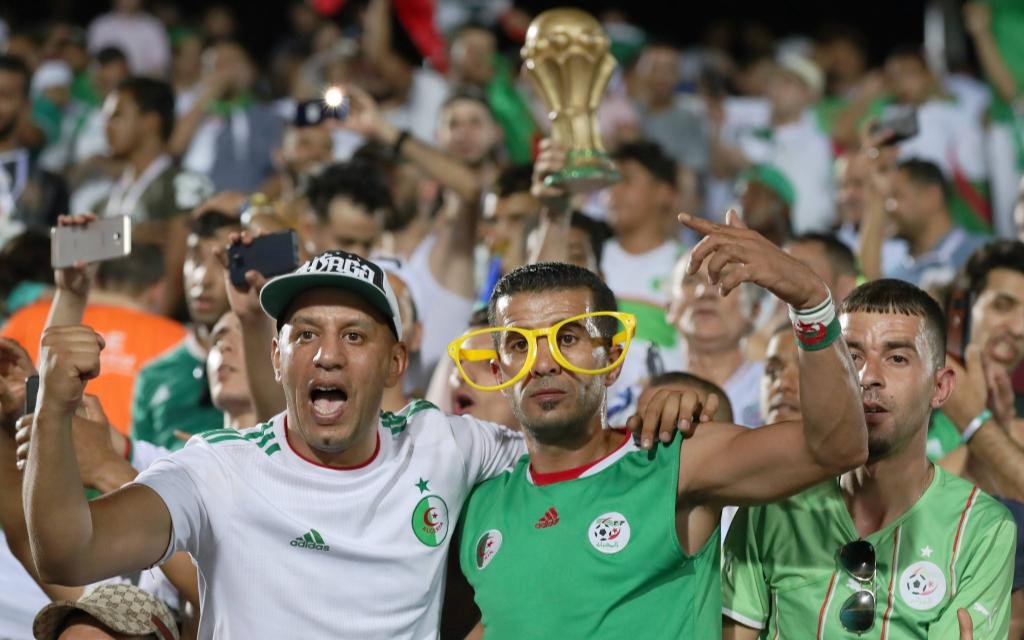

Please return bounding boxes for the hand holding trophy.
[521,8,620,193]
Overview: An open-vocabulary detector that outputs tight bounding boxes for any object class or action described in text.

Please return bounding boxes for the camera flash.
[324,86,344,109]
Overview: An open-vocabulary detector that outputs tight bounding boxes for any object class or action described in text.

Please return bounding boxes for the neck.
[188,324,212,355]
[841,440,933,537]
[223,405,256,429]
[682,339,745,386]
[909,215,952,257]
[616,218,668,254]
[129,140,164,177]
[526,415,619,475]
[380,381,409,413]
[771,108,802,127]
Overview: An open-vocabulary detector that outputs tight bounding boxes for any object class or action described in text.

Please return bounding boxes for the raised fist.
[37,326,105,414]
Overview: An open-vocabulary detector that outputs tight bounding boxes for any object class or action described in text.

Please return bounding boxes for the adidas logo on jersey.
[291,529,330,552]
[535,507,559,529]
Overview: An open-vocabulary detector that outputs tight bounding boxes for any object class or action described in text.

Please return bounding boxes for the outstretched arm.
[964,3,1018,104]
[677,211,868,506]
[527,138,572,265]
[23,326,172,585]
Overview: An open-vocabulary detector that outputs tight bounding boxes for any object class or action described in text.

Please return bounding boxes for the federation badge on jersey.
[411,495,449,547]
[475,529,502,569]
[588,512,631,554]
[899,561,947,610]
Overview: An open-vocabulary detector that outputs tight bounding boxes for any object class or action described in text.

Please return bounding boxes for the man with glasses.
[452,212,870,637]
[722,280,1016,639]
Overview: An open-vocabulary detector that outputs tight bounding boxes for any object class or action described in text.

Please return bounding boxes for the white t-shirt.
[134,403,525,639]
[891,99,987,180]
[601,238,686,394]
[721,359,765,428]
[738,110,836,233]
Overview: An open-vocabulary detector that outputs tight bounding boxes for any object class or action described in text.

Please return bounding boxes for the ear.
[385,341,409,388]
[930,365,955,409]
[602,342,626,388]
[271,335,283,383]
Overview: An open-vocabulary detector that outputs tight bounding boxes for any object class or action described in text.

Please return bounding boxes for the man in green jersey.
[455,211,870,638]
[723,279,1016,639]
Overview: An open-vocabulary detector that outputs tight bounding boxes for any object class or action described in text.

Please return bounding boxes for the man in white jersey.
[22,249,699,639]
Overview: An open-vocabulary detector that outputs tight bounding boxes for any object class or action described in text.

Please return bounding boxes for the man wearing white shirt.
[87,0,169,78]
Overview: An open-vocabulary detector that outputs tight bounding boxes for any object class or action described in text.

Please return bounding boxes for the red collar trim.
[529,431,631,486]
[284,416,381,471]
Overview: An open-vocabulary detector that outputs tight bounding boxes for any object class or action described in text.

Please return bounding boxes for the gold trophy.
[521,8,620,192]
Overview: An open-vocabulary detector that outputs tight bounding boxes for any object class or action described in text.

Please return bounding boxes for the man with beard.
[0,55,69,249]
[455,211,869,637]
[723,279,1015,639]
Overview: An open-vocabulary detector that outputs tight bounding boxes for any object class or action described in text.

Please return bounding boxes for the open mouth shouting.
[309,382,349,425]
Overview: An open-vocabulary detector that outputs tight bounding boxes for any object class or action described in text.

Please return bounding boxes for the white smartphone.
[50,215,132,268]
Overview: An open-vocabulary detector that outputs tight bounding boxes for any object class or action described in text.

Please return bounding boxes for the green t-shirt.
[983,0,1024,124]
[723,466,1015,639]
[926,410,962,462]
[130,342,223,450]
[458,432,721,639]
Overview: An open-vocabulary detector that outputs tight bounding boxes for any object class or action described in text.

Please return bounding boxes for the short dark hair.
[306,160,392,223]
[189,209,241,238]
[441,86,497,120]
[646,371,734,423]
[963,240,1024,301]
[886,44,928,68]
[790,232,859,278]
[570,210,613,266]
[95,46,128,66]
[611,140,677,188]
[97,243,164,294]
[0,55,30,96]
[494,164,534,198]
[488,262,618,337]
[840,278,947,369]
[897,158,949,202]
[117,77,176,142]
[469,306,489,327]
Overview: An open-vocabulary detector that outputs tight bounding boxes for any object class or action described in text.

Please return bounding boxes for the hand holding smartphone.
[25,374,39,415]
[227,230,300,287]
[51,215,132,268]
[869,107,919,147]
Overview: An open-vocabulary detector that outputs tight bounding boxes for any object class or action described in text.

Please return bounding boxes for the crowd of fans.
[0,0,1023,638]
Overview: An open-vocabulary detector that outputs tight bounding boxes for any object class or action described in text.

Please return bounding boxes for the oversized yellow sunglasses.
[447,311,636,391]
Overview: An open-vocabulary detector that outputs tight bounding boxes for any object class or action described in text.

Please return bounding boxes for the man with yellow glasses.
[452,211,870,638]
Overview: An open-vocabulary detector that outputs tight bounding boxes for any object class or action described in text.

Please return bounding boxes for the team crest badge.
[588,512,631,554]
[475,529,503,569]
[411,495,449,547]
[899,561,947,610]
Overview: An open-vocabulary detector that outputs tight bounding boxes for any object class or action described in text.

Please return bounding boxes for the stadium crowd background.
[0,0,1023,638]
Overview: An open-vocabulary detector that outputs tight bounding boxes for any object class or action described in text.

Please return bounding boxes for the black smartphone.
[228,230,300,286]
[25,375,39,415]
[870,107,919,146]
[294,90,350,128]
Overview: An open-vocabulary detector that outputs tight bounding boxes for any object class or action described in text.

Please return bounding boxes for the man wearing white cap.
[21,250,697,639]
[718,53,836,236]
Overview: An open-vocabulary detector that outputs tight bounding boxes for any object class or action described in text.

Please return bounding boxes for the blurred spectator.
[0,55,69,248]
[206,310,255,429]
[833,151,909,275]
[169,29,203,115]
[665,252,765,427]
[66,47,130,191]
[734,164,794,246]
[601,141,685,400]
[263,103,335,204]
[716,53,835,233]
[98,77,214,317]
[479,164,538,285]
[0,230,53,322]
[631,42,708,174]
[435,90,503,184]
[304,159,391,257]
[884,159,987,291]
[811,25,871,134]
[87,0,171,78]
[201,3,237,41]
[381,269,424,408]
[173,39,284,192]
[964,1,1024,239]
[1,243,185,435]
[785,232,859,303]
[30,60,73,168]
[447,24,537,164]
[130,210,238,450]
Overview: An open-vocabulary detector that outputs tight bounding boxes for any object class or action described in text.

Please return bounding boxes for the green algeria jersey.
[458,432,721,639]
[722,466,1016,639]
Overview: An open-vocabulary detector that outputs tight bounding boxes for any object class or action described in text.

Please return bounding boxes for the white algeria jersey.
[134,400,525,639]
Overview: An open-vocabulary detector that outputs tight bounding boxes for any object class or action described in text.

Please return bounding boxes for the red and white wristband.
[789,292,840,351]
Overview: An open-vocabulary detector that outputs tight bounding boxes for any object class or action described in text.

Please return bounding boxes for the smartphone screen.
[945,286,971,365]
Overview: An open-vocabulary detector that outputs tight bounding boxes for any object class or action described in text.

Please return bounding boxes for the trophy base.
[544,149,620,193]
